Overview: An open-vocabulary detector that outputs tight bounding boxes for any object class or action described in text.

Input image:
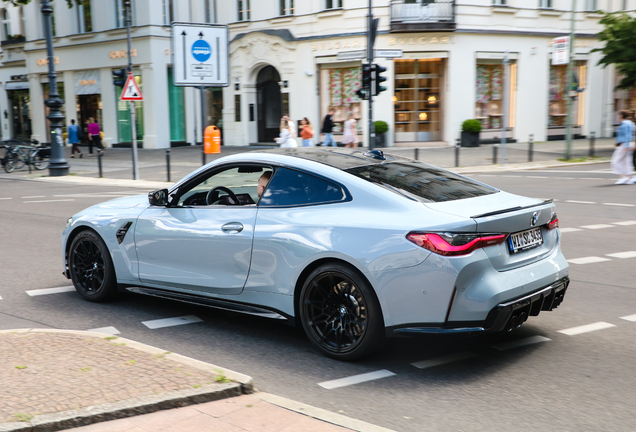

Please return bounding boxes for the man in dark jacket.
[320,108,337,147]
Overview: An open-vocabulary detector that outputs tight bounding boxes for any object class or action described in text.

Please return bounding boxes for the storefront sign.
[548,39,591,48]
[36,57,59,66]
[75,70,101,95]
[10,75,28,82]
[552,36,569,65]
[387,36,455,46]
[337,50,366,60]
[109,49,137,59]
[312,40,362,51]
[375,49,403,58]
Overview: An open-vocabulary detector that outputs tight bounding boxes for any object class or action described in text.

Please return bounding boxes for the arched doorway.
[256,66,281,143]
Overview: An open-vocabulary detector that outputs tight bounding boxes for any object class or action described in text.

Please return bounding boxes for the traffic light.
[112,68,127,88]
[373,64,387,96]
[362,63,372,89]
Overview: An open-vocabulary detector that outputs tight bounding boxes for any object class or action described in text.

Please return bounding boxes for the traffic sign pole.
[125,1,139,180]
[367,1,376,150]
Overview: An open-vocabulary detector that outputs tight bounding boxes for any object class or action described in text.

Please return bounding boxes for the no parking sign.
[171,23,229,87]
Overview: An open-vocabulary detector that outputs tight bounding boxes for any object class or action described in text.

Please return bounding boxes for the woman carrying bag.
[612,110,635,185]
[300,117,314,147]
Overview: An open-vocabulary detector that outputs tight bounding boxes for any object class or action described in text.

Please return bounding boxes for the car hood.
[91,194,149,209]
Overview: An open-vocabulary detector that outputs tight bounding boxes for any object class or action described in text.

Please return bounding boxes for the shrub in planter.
[460,119,482,147]
[374,120,389,147]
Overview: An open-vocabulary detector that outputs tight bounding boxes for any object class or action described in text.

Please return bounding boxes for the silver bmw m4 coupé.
[62,148,569,360]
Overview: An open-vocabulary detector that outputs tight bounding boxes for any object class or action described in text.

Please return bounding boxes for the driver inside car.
[257,171,272,198]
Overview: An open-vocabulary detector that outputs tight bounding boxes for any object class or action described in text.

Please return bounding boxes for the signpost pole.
[501,50,509,165]
[367,0,375,150]
[565,0,576,160]
[126,1,139,180]
[200,86,207,165]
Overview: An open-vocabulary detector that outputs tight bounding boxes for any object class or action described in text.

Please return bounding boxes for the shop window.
[475,60,517,130]
[493,0,506,5]
[585,0,598,10]
[115,0,135,28]
[319,66,362,135]
[548,62,586,128]
[394,59,443,142]
[163,0,173,24]
[237,0,250,21]
[116,74,144,143]
[167,68,185,142]
[76,0,92,33]
[2,9,11,40]
[205,88,223,142]
[235,95,241,122]
[280,0,294,16]
[325,0,342,8]
[539,0,553,8]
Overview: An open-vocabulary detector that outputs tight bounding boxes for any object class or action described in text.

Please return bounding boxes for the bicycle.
[2,139,49,173]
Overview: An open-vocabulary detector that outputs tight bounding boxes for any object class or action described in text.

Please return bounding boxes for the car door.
[134,165,267,295]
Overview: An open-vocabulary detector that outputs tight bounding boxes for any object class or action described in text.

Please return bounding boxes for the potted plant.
[374,120,389,147]
[461,119,482,147]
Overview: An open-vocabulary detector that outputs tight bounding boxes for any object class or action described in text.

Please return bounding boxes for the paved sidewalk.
[0,329,392,432]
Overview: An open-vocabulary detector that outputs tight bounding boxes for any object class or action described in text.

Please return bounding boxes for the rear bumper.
[390,276,569,336]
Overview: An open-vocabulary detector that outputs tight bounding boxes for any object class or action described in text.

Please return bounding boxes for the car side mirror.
[148,189,169,206]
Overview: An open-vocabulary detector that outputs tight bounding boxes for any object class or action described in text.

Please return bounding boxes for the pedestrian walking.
[87,117,103,155]
[274,119,297,148]
[342,112,359,149]
[300,118,314,147]
[611,110,635,185]
[67,119,83,158]
[320,108,337,147]
[282,114,297,139]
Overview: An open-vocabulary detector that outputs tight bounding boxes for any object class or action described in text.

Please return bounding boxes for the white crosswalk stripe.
[606,251,636,259]
[580,224,614,230]
[567,256,611,265]
[26,286,75,296]
[87,326,121,335]
[141,315,203,329]
[558,322,616,336]
[620,314,636,322]
[318,370,396,390]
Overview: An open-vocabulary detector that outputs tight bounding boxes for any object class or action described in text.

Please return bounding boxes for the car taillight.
[547,213,559,230]
[406,232,507,257]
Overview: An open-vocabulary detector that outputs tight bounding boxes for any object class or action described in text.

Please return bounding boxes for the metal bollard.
[414,148,419,161]
[493,137,499,164]
[455,138,460,167]
[589,131,595,157]
[166,149,171,183]
[202,147,206,166]
[528,134,534,162]
[98,151,103,178]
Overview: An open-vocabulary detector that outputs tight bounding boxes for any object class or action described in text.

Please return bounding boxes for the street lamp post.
[42,0,69,176]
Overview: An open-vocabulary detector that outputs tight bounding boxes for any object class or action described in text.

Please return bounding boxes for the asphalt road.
[1,163,635,432]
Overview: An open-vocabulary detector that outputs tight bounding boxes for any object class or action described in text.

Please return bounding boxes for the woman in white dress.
[275,120,298,148]
[342,112,358,148]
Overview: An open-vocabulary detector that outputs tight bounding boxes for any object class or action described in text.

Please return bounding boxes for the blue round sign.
[192,40,212,62]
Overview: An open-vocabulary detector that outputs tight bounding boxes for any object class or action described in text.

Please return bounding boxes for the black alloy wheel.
[300,263,384,360]
[69,230,118,302]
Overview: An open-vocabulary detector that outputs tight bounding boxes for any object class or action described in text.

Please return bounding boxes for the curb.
[0,329,253,432]
[452,158,610,174]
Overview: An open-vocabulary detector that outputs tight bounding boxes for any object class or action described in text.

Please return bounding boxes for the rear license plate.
[508,227,543,254]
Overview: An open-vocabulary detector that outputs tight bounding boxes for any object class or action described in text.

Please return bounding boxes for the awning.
[5,81,29,90]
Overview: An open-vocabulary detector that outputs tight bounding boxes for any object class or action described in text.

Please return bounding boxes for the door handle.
[221,222,244,233]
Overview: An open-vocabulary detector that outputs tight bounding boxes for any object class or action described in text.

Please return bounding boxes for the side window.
[259,168,345,207]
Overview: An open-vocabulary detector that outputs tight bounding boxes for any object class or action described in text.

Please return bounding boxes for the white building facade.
[0,0,632,148]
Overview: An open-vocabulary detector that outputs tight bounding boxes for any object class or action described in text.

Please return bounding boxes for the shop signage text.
[109,49,137,59]
[79,80,97,86]
[388,36,455,46]
[36,57,59,66]
[10,74,27,82]
[547,39,591,48]
[312,40,362,51]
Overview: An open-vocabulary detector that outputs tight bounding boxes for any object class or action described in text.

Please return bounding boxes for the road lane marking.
[23,199,75,204]
[567,256,611,265]
[603,203,635,207]
[21,195,45,198]
[558,322,616,336]
[620,314,636,322]
[614,220,636,226]
[318,370,396,390]
[580,178,607,180]
[565,200,596,204]
[26,286,75,296]
[0,197,12,200]
[411,352,476,369]
[0,294,3,300]
[493,336,551,351]
[88,326,121,335]
[559,228,583,233]
[606,251,636,259]
[581,224,614,230]
[141,315,203,329]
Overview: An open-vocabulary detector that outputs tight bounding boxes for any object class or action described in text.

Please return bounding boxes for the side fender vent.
[116,222,133,244]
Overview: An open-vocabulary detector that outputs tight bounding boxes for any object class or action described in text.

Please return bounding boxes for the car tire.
[68,230,119,302]
[300,263,385,360]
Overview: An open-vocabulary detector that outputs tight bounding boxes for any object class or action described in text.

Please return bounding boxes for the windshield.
[345,162,498,203]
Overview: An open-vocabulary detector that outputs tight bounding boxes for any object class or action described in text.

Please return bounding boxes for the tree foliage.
[2,0,87,8]
[592,12,636,90]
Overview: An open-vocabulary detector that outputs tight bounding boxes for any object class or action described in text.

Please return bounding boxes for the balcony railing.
[390,0,455,32]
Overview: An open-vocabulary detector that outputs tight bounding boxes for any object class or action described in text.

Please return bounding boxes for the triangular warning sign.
[120,73,144,101]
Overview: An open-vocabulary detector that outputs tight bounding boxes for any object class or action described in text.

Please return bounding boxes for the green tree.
[593,12,636,90]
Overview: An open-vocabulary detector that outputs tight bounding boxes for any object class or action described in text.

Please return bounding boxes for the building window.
[325,0,342,8]
[237,0,250,21]
[2,9,11,40]
[280,0,294,16]
[319,66,362,135]
[76,0,92,33]
[205,0,216,23]
[549,62,586,128]
[475,60,517,130]
[115,0,134,28]
[235,95,241,122]
[585,0,598,10]
[492,0,506,5]
[623,0,628,10]
[539,0,553,8]
[163,0,173,25]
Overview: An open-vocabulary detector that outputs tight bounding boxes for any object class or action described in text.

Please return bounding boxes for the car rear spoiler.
[470,199,553,219]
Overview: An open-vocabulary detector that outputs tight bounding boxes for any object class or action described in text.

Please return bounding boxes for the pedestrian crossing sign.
[120,73,144,101]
